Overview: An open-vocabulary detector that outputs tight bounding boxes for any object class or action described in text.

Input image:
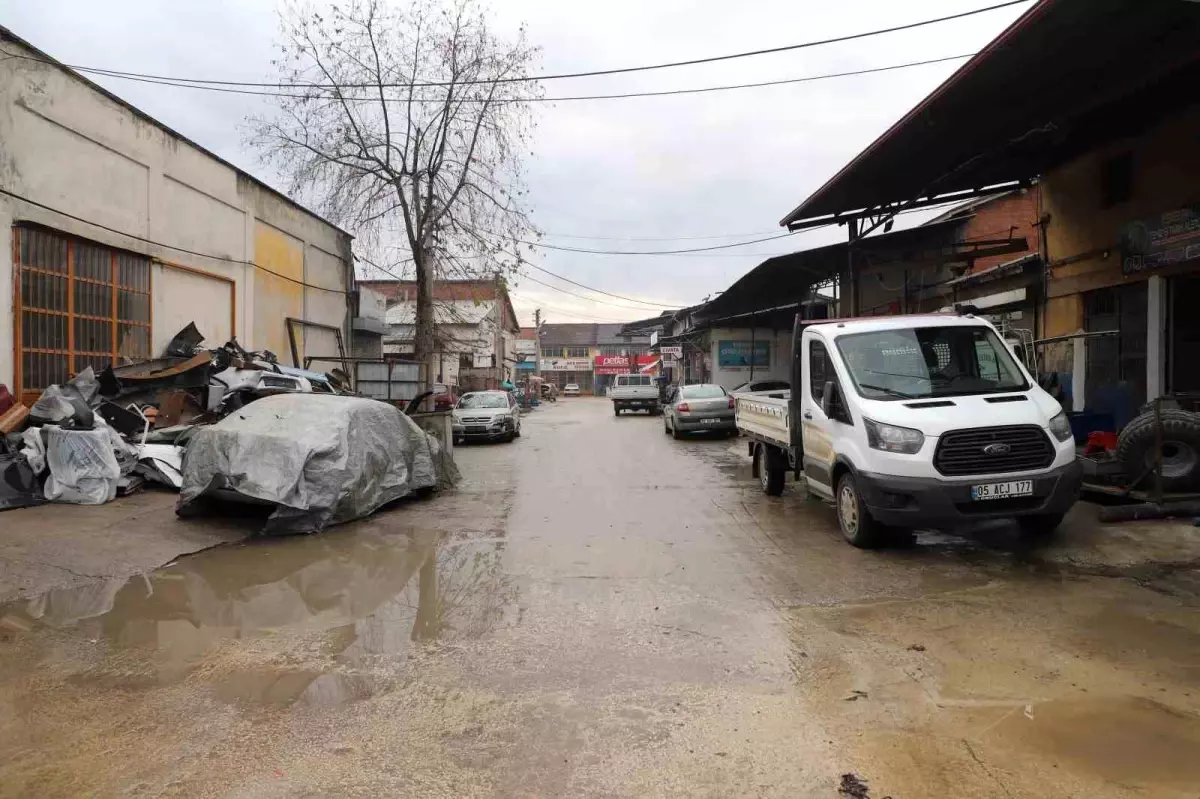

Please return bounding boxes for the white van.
[735,313,1081,547]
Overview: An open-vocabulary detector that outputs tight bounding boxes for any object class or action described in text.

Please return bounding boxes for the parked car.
[610,374,659,415]
[731,379,790,395]
[177,394,457,534]
[432,383,460,411]
[452,391,522,443]
[733,313,1081,548]
[562,383,581,396]
[664,383,735,437]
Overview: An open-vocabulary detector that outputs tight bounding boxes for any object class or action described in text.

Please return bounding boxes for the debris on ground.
[2,322,455,521]
[837,773,873,798]
[907,643,927,652]
[0,403,29,434]
[843,690,869,701]
[0,436,46,511]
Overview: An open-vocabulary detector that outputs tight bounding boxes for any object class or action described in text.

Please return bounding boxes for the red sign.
[594,354,657,375]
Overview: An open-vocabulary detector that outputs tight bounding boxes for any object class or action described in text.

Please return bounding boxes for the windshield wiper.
[858,383,915,399]
[864,367,929,381]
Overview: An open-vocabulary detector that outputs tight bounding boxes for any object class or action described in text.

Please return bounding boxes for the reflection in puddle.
[0,529,516,706]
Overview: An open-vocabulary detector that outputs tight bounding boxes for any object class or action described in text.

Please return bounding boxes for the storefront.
[593,354,657,395]
[540,356,594,393]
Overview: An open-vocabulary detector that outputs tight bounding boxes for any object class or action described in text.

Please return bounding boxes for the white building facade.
[0,27,353,404]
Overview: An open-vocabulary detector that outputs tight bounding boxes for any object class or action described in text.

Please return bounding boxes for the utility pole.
[534,308,543,382]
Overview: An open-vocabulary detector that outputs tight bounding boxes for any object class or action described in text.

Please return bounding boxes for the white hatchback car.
[562,383,581,396]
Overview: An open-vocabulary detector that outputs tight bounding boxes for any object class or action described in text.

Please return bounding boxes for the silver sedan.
[663,383,737,439]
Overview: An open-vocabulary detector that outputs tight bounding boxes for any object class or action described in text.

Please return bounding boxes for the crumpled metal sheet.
[176,394,458,534]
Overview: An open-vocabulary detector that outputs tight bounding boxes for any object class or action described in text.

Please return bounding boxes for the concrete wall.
[707,327,791,391]
[0,34,351,393]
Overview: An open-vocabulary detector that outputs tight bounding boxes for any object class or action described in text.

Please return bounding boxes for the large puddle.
[0,528,515,707]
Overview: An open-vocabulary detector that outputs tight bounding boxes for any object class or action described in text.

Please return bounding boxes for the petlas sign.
[594,354,657,375]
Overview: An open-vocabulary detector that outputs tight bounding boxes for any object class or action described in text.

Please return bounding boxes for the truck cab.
[736,313,1082,547]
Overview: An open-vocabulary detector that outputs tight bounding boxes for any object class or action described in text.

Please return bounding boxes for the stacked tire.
[1115,408,1200,491]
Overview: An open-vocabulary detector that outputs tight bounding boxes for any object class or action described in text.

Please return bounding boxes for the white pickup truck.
[610,373,659,415]
[735,313,1081,547]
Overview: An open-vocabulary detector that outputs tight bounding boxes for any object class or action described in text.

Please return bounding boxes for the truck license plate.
[971,480,1033,500]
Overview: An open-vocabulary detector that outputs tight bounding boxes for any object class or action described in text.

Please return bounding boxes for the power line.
[522,230,804,256]
[0,185,348,294]
[2,1,1028,89]
[523,263,680,308]
[511,298,637,324]
[7,50,977,104]
[515,270,679,312]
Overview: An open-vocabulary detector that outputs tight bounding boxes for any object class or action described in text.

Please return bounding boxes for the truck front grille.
[933,425,1054,477]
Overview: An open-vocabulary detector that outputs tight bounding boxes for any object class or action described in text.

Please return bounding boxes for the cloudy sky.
[1,0,1031,325]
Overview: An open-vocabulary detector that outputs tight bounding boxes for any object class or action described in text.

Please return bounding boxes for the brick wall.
[959,189,1042,274]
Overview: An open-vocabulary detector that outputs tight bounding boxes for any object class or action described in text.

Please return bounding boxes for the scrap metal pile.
[0,325,458,532]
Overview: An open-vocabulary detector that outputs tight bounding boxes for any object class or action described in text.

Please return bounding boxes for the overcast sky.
[1,0,1031,326]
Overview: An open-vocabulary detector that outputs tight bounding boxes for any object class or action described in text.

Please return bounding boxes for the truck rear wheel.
[614,405,621,416]
[835,472,885,549]
[756,444,785,496]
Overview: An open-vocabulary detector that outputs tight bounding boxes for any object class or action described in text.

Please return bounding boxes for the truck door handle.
[803,410,813,420]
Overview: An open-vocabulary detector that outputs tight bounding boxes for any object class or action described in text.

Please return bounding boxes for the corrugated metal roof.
[780,0,1200,226]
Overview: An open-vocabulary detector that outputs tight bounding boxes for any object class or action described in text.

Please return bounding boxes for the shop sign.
[717,340,770,369]
[1120,205,1200,275]
[541,357,592,372]
[594,354,657,375]
[659,345,683,358]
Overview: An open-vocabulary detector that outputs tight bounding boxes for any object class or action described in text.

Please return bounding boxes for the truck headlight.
[1048,410,1073,442]
[864,418,925,454]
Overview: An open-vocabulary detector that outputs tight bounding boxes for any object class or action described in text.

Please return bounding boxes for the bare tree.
[250,0,540,386]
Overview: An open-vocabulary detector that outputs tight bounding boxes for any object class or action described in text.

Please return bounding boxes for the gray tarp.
[177,394,459,534]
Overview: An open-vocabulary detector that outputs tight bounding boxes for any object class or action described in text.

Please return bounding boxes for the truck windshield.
[835,325,1029,400]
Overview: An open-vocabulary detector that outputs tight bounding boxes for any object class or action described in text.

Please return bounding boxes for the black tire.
[1017,512,1064,539]
[756,444,785,496]
[672,423,683,440]
[514,424,521,439]
[1115,409,1200,491]
[614,406,621,416]
[835,472,886,549]
[503,432,515,443]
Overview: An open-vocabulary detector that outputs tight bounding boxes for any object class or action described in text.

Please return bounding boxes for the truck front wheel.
[1017,512,1065,540]
[756,444,786,496]
[835,472,885,549]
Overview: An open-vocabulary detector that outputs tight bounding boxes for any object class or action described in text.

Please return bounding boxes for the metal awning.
[696,218,981,325]
[780,0,1200,229]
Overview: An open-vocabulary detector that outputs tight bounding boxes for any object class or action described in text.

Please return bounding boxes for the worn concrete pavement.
[1,397,1199,797]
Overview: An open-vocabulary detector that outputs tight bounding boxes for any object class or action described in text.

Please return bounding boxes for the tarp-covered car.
[177,394,458,533]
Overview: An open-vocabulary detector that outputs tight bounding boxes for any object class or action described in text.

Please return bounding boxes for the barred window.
[15,226,151,403]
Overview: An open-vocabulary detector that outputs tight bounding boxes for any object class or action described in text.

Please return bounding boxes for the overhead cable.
[0,2,1028,89]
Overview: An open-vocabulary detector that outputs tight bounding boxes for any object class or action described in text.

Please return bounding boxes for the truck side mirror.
[821,381,835,417]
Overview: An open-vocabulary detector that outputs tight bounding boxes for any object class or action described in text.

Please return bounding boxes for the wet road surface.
[2,397,1199,797]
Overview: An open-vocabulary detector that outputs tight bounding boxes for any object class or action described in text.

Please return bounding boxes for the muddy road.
[2,397,1198,797]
